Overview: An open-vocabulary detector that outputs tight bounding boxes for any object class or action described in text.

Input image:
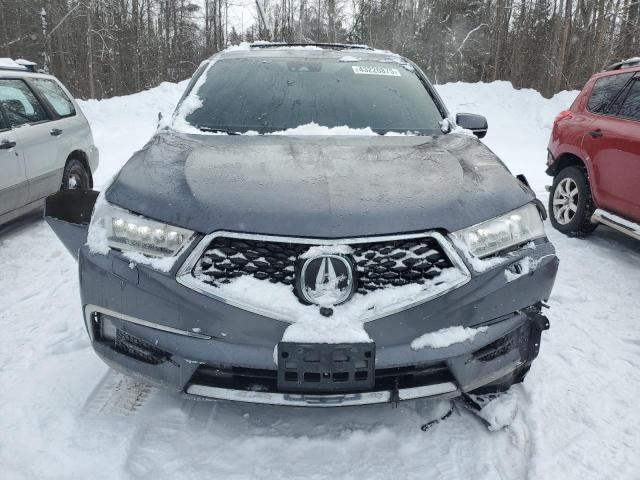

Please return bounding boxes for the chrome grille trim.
[176,231,471,323]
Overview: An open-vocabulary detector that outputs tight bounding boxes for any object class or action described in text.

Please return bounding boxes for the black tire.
[61,158,91,191]
[548,165,597,236]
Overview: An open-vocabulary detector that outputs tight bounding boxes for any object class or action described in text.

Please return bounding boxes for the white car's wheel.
[61,158,91,190]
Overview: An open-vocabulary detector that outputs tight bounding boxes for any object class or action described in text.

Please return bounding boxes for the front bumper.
[78,240,557,407]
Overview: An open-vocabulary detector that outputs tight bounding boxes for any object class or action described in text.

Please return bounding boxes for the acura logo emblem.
[298,255,355,306]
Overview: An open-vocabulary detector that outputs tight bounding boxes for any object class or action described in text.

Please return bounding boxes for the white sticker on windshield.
[352,65,401,77]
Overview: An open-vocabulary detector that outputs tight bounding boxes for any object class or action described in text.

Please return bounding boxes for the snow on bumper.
[77,239,558,406]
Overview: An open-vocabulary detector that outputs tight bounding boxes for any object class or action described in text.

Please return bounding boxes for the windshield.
[181,57,445,134]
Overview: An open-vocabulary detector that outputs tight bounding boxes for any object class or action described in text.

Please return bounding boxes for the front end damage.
[46,190,557,407]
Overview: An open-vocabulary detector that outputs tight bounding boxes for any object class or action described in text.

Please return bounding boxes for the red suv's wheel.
[548,166,597,236]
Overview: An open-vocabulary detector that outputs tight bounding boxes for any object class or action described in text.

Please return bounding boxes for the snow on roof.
[0,58,27,70]
[15,59,36,66]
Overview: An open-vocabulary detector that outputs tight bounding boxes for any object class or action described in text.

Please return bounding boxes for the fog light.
[100,315,117,341]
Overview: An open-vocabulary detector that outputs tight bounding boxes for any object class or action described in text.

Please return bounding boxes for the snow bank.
[411,325,488,350]
[78,80,188,187]
[437,81,578,193]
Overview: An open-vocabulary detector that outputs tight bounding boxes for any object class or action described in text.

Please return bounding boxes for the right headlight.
[88,198,195,259]
[451,203,545,258]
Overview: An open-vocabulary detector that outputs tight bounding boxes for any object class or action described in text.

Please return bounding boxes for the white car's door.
[0,95,28,216]
[0,78,61,204]
[28,77,80,180]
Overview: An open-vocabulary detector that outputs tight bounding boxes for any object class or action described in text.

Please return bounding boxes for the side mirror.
[456,113,488,139]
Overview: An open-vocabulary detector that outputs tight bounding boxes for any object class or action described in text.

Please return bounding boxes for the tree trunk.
[87,0,95,99]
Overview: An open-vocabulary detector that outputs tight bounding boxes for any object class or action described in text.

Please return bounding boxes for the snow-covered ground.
[1,80,639,479]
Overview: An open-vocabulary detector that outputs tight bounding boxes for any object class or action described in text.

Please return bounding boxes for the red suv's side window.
[587,73,634,114]
[616,78,640,120]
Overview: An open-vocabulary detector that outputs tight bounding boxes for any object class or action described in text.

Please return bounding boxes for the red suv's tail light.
[554,110,572,124]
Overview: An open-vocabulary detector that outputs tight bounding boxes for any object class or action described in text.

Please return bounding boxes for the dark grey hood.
[106,132,534,237]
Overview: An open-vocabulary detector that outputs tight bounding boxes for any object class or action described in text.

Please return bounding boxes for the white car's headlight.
[451,203,545,258]
[88,201,195,258]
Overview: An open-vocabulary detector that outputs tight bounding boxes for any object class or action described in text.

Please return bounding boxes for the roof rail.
[605,57,640,71]
[249,42,373,51]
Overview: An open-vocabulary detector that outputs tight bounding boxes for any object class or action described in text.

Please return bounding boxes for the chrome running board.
[186,382,459,407]
[591,209,640,241]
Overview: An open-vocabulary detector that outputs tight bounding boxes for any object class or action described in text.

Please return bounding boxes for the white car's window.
[0,79,49,126]
[31,78,76,118]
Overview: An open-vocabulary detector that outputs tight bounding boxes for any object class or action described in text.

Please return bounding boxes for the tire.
[548,165,597,236]
[61,158,91,191]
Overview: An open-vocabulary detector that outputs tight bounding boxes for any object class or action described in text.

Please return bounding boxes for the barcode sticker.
[352,65,401,77]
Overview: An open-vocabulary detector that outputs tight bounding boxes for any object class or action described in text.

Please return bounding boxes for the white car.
[0,58,98,226]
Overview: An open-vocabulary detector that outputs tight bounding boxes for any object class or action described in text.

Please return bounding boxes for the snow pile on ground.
[473,391,519,431]
[411,325,488,350]
[437,81,578,192]
[1,79,639,480]
[79,80,188,187]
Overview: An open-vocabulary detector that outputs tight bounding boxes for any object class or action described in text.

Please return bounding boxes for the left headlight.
[451,203,545,258]
[88,201,195,258]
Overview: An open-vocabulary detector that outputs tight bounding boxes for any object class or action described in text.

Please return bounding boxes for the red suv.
[547,58,640,239]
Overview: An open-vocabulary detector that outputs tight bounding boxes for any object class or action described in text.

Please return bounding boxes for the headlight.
[88,201,195,258]
[451,204,545,258]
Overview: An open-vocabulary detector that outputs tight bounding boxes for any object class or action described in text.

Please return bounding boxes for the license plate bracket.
[277,342,375,392]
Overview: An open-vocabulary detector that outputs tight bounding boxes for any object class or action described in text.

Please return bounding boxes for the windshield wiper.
[196,126,241,135]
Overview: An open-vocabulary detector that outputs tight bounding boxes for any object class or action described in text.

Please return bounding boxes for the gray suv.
[0,59,98,226]
[45,44,558,407]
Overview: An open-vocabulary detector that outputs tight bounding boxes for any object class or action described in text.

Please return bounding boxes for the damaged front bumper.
[46,190,558,407]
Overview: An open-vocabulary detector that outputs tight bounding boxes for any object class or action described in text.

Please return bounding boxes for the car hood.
[106,131,534,237]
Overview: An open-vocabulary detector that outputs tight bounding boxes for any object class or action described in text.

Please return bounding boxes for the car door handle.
[589,129,603,138]
[0,140,16,150]
[50,128,63,137]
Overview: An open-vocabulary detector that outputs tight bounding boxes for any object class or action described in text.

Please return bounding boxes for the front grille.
[195,237,306,286]
[192,235,454,295]
[352,238,452,294]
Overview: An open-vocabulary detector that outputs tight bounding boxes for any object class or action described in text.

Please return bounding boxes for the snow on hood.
[106,132,535,238]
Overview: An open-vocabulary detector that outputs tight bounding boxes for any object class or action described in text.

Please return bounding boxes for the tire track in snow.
[81,370,155,417]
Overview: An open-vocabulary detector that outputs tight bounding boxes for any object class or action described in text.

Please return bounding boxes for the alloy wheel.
[552,177,579,225]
